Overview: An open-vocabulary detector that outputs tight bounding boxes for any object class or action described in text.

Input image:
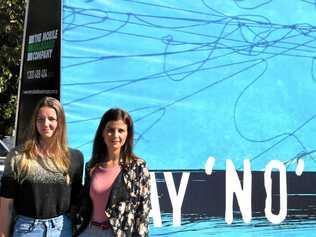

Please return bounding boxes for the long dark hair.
[88,108,138,170]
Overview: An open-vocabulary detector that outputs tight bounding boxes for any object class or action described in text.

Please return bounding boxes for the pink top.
[90,165,121,223]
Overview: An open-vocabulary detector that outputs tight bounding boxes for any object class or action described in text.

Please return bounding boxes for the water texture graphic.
[61,1,316,235]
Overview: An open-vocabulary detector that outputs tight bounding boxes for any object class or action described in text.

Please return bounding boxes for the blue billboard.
[61,0,316,236]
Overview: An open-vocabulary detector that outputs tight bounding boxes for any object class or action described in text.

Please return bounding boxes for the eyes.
[36,116,57,123]
[104,120,128,137]
[105,127,126,134]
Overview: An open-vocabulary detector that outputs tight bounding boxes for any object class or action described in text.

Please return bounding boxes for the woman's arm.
[70,149,84,209]
[0,150,18,237]
[73,162,92,236]
[69,149,84,236]
[133,164,151,237]
[0,197,14,237]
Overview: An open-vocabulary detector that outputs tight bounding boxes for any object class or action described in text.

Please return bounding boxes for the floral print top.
[77,158,151,237]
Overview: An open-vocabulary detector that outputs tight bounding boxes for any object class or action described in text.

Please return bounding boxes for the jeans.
[12,214,72,237]
[78,224,114,237]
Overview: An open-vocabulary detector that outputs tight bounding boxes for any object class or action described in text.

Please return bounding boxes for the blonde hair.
[17,97,70,181]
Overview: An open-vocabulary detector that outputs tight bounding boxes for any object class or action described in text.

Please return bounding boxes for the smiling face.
[36,106,58,141]
[102,119,128,154]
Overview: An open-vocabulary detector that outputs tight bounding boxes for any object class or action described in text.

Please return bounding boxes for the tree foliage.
[0,0,25,136]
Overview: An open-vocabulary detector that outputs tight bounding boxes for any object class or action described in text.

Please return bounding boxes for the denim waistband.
[16,214,66,226]
[13,214,72,236]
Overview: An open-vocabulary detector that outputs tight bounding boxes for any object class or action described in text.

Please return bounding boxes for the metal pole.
[14,0,30,147]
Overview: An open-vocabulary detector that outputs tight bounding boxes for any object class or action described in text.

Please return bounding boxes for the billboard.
[61,0,316,236]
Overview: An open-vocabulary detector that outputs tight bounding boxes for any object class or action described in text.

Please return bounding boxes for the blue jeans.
[12,214,72,237]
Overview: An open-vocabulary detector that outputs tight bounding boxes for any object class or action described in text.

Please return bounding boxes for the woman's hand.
[0,197,14,237]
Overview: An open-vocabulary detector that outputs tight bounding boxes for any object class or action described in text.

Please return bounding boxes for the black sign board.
[16,0,61,145]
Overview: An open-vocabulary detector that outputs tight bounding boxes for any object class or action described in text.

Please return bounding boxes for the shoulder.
[68,148,83,161]
[129,157,150,176]
[2,146,24,175]
[5,146,24,163]
[131,157,147,167]
[9,145,24,155]
[68,148,84,168]
[69,147,83,157]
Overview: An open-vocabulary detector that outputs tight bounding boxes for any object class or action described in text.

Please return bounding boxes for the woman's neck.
[104,151,120,167]
[38,139,52,156]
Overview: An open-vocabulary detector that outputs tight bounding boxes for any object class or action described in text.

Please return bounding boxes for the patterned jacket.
[76,158,151,237]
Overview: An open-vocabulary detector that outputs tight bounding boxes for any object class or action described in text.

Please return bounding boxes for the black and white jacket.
[77,158,151,237]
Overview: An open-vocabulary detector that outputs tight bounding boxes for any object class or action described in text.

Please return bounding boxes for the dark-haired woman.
[77,108,151,237]
[0,97,83,237]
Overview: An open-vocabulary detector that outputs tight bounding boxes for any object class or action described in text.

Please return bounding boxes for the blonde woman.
[0,97,83,237]
[76,108,151,237]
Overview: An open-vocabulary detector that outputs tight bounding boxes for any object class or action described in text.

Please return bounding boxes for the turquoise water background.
[61,0,316,235]
[61,0,316,171]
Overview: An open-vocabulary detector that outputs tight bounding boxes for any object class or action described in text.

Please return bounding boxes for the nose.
[43,118,50,126]
[113,130,119,137]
